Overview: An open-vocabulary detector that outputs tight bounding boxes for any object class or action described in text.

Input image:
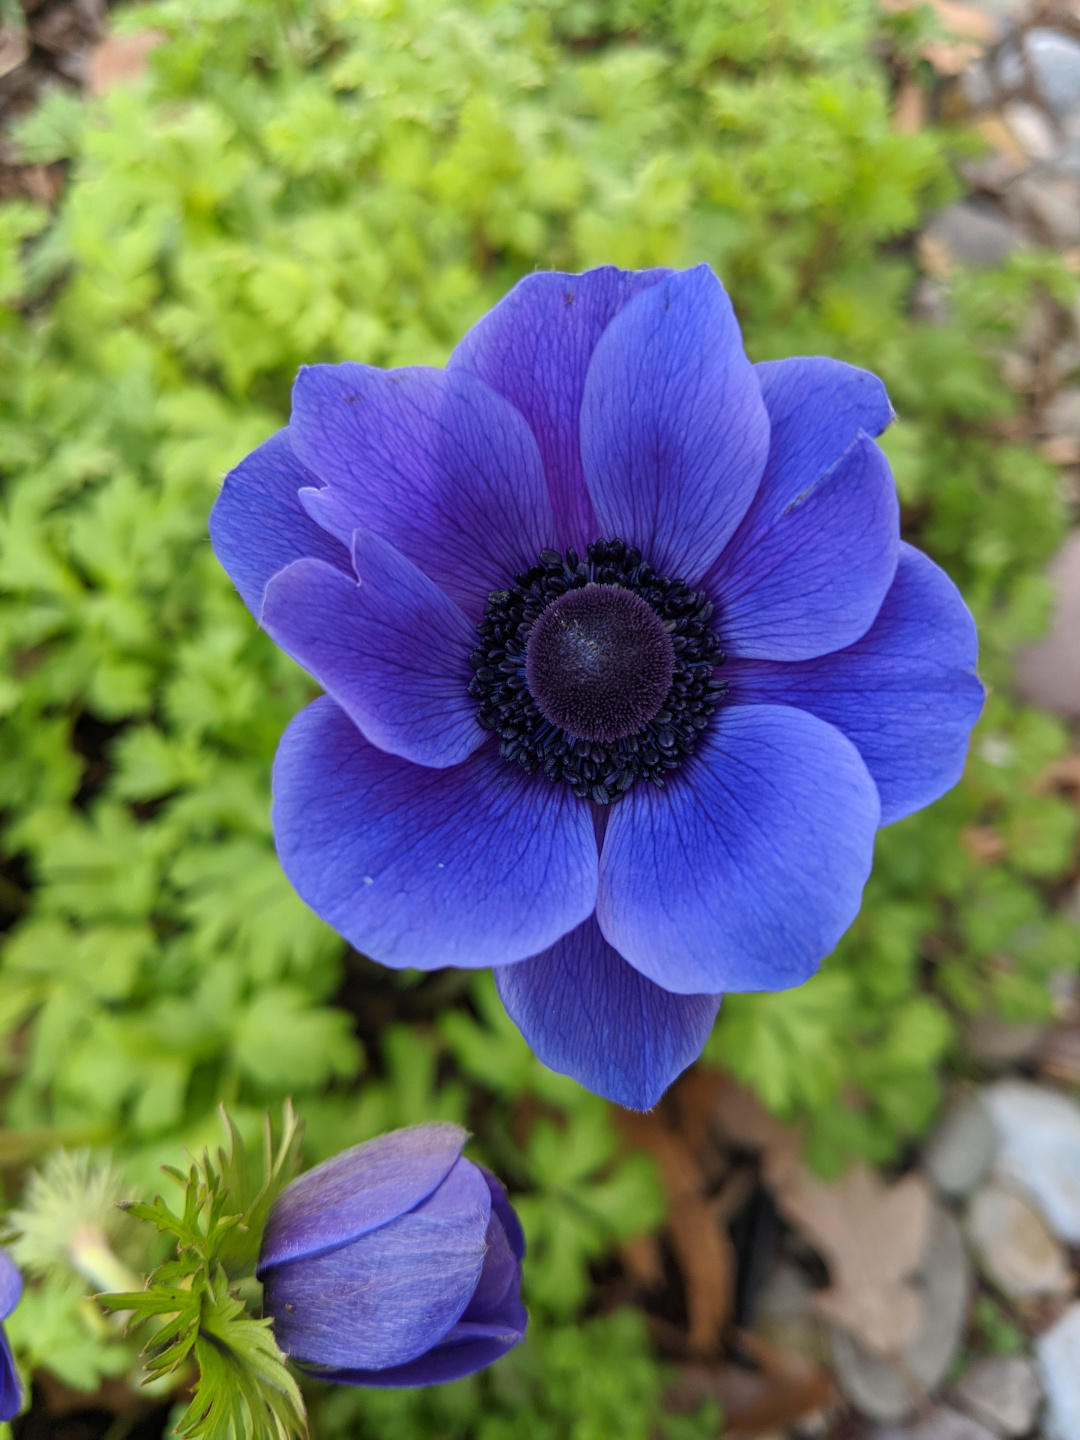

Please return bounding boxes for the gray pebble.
[923,1093,996,1200]
[1036,1303,1080,1440]
[966,1180,1070,1299]
[954,1356,1042,1437]
[1026,31,1080,118]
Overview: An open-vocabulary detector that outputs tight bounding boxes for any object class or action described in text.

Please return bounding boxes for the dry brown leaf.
[894,80,927,135]
[931,0,996,40]
[884,0,994,74]
[0,26,29,79]
[1038,1025,1080,1086]
[773,1163,931,1356]
[976,116,1029,169]
[88,31,163,95]
[615,1093,735,1355]
[619,1232,664,1290]
[917,231,956,280]
[699,1072,803,1188]
[669,1355,835,1438]
[670,1064,728,1156]
[615,1109,702,1200]
[669,1193,735,1356]
[1042,436,1080,466]
[961,823,1007,864]
[1038,755,1080,793]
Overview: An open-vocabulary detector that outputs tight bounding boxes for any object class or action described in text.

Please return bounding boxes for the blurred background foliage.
[0,0,1077,1432]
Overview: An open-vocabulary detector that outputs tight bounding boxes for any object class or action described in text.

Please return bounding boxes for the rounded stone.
[954,1356,1042,1438]
[923,1093,996,1199]
[965,1180,1070,1299]
[983,1080,1080,1244]
[1036,1303,1080,1440]
[525,583,675,744]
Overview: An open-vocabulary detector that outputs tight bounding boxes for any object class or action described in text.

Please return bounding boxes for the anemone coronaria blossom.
[210,265,984,1110]
[257,1123,526,1386]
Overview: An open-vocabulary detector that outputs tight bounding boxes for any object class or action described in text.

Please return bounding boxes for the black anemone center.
[525,585,675,744]
[469,539,725,805]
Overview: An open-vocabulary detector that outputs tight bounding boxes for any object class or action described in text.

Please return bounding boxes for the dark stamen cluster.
[469,539,726,805]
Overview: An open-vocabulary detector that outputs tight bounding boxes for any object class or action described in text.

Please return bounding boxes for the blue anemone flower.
[211,265,983,1110]
[256,1123,526,1386]
[0,1250,23,1419]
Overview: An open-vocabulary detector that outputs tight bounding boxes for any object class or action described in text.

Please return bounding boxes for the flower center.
[524,585,675,744]
[469,539,725,805]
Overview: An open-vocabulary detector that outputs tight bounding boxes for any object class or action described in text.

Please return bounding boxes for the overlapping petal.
[707,422,900,661]
[0,1254,20,1424]
[289,364,556,618]
[272,696,598,970]
[0,1334,18,1423]
[258,1123,466,1272]
[477,1167,526,1262]
[463,1211,518,1320]
[209,429,352,617]
[263,1157,491,1371]
[0,1255,20,1322]
[596,705,880,994]
[450,267,670,553]
[495,916,721,1110]
[580,266,769,584]
[309,1205,527,1388]
[723,544,983,825]
[319,1326,525,1388]
[261,531,483,769]
[754,356,894,494]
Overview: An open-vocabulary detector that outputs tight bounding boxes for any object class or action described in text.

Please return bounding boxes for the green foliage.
[99,1104,306,1440]
[0,0,1077,1420]
[972,1294,1026,1359]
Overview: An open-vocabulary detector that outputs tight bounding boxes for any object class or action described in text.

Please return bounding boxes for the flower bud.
[257,1122,526,1386]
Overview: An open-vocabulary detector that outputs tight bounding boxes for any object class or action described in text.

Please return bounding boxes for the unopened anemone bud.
[256,1122,526,1387]
[0,1250,22,1420]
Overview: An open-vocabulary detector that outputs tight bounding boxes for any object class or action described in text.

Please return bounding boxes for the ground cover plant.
[0,0,1077,1433]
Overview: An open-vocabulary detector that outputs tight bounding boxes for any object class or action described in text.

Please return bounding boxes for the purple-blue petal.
[449,266,670,554]
[263,1156,491,1371]
[314,1328,524,1388]
[289,364,556,619]
[495,916,721,1110]
[209,429,352,617]
[704,356,894,661]
[754,355,894,494]
[307,1202,527,1388]
[476,1166,525,1263]
[258,1123,467,1273]
[723,544,984,825]
[272,696,598,970]
[260,532,483,769]
[0,1253,21,1322]
[596,705,881,994]
[707,432,900,661]
[580,266,769,585]
[461,1210,517,1321]
[0,1330,19,1422]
